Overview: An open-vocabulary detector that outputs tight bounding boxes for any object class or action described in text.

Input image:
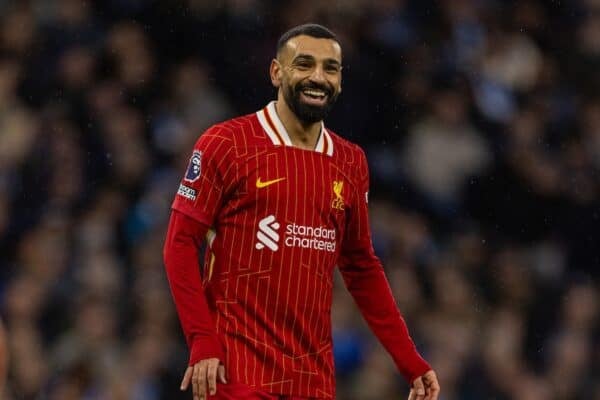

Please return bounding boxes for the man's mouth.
[302,88,327,99]
[299,86,330,106]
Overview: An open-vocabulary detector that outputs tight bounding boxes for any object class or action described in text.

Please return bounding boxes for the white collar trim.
[256,101,334,156]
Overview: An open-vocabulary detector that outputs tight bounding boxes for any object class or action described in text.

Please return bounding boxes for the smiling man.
[164,24,439,400]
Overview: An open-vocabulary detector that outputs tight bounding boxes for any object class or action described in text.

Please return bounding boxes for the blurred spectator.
[0,1,599,399]
[0,319,6,396]
[402,84,491,214]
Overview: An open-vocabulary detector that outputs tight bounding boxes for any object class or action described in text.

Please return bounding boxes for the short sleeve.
[172,127,234,227]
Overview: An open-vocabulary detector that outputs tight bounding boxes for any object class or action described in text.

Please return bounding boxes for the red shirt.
[164,102,430,398]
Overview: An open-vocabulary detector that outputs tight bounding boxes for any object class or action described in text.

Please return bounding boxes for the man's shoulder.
[327,128,366,165]
[200,112,268,148]
[205,113,259,138]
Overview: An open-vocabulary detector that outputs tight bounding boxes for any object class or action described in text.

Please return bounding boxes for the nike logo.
[256,177,286,188]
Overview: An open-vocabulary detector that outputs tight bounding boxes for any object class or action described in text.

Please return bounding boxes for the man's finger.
[412,377,426,400]
[192,363,200,400]
[218,364,227,384]
[408,388,415,400]
[181,366,193,390]
[196,362,208,400]
[207,361,218,395]
[425,384,440,400]
[423,371,440,400]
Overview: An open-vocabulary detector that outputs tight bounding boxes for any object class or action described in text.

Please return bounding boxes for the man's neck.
[274,97,322,150]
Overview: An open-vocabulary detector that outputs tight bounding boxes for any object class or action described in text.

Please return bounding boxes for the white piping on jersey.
[323,127,333,156]
[206,229,216,247]
[256,101,334,156]
[256,108,283,146]
[266,101,294,146]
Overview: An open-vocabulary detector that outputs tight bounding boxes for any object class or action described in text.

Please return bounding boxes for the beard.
[282,81,339,124]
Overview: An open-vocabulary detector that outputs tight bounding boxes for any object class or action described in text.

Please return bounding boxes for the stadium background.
[0,0,599,399]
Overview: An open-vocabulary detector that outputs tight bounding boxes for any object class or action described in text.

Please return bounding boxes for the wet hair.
[276,23,339,56]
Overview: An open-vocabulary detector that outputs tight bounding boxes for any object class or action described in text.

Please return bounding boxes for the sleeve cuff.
[189,334,225,366]
[398,352,432,385]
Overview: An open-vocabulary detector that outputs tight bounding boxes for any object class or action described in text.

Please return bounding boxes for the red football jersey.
[169,102,429,398]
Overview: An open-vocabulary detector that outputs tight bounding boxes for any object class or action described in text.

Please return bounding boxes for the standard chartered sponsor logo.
[255,216,336,252]
[255,215,280,251]
[284,222,336,252]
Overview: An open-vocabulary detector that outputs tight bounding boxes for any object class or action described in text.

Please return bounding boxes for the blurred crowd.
[0,0,598,399]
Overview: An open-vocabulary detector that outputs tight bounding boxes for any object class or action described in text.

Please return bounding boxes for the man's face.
[272,35,342,123]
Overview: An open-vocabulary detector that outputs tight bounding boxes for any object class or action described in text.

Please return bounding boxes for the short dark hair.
[276,23,339,56]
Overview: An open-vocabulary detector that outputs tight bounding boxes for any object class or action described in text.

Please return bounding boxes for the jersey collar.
[256,101,334,156]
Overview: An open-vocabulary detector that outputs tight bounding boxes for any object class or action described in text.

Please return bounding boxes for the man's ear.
[270,58,282,88]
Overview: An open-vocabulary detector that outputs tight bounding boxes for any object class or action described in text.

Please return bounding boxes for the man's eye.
[296,63,311,70]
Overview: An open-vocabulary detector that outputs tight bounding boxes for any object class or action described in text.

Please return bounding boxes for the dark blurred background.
[0,0,598,399]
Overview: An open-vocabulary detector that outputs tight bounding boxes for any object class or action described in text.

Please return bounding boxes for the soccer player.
[163,23,439,400]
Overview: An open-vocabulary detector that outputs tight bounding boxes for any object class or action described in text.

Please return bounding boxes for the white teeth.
[303,89,326,98]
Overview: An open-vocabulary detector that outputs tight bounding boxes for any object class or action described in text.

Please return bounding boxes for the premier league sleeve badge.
[184,150,202,182]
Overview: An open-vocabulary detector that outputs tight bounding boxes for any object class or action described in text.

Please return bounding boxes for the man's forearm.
[340,263,430,383]
[163,210,224,364]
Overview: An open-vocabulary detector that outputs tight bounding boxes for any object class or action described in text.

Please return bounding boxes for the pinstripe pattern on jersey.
[172,107,368,399]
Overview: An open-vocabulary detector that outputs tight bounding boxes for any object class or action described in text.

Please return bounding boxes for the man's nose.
[309,65,326,83]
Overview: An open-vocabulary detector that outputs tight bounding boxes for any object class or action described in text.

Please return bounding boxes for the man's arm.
[164,210,227,397]
[338,244,431,383]
[165,127,234,398]
[163,209,224,364]
[338,149,438,397]
[339,259,440,398]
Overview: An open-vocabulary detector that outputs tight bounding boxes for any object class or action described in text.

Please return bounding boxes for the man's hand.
[180,358,227,399]
[408,370,440,400]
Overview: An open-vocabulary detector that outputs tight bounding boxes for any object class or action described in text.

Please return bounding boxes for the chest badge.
[332,180,345,210]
